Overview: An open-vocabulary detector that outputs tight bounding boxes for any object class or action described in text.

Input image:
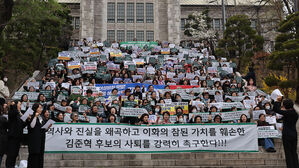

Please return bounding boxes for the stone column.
[157,0,168,42]
[94,0,107,41]
[80,0,95,39]
[167,0,181,44]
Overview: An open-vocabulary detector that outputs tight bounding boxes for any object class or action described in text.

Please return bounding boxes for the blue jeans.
[264,138,274,149]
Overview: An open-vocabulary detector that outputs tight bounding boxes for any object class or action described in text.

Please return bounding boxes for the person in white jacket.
[0,76,9,99]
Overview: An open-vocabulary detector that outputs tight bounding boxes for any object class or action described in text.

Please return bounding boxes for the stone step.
[0,145,292,168]
[43,152,285,161]
[43,167,285,168]
[42,159,287,167]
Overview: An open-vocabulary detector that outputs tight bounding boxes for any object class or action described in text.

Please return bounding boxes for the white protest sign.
[42,119,56,129]
[208,67,218,74]
[28,82,40,90]
[243,100,256,109]
[190,80,199,86]
[253,110,266,120]
[45,123,258,152]
[71,86,82,94]
[84,62,97,71]
[270,89,283,101]
[67,74,81,80]
[20,108,34,122]
[257,126,279,138]
[225,96,244,102]
[192,101,205,110]
[54,103,67,112]
[120,107,148,117]
[148,115,157,123]
[45,82,56,90]
[221,67,233,74]
[83,86,98,97]
[61,83,70,89]
[266,116,277,124]
[13,92,40,101]
[68,61,81,69]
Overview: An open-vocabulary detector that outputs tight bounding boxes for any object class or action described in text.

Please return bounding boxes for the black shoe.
[266,148,276,153]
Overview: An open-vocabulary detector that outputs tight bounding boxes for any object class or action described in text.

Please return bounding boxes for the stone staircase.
[1,105,299,168]
[0,140,290,168]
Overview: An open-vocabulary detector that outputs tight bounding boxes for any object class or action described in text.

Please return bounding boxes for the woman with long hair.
[27,103,49,168]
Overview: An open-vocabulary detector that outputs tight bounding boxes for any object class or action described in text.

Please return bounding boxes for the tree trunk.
[37,46,44,70]
[296,66,299,104]
[0,0,14,35]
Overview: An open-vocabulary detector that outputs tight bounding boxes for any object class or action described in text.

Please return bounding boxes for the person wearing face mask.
[175,113,185,124]
[154,105,161,115]
[264,102,275,116]
[0,75,9,100]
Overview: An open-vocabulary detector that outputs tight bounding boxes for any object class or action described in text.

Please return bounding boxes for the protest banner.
[225,96,245,102]
[137,68,146,75]
[13,92,39,101]
[58,52,70,60]
[257,126,280,138]
[110,52,122,57]
[133,59,145,65]
[189,110,250,122]
[120,41,158,48]
[64,113,97,123]
[67,74,81,80]
[95,83,165,98]
[120,107,148,117]
[161,48,170,55]
[90,48,100,55]
[160,102,189,115]
[84,62,97,71]
[68,61,81,69]
[45,123,258,153]
[169,85,199,89]
[221,102,244,109]
[40,90,52,99]
[107,63,120,71]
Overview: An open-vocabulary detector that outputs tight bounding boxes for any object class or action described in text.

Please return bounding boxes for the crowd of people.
[0,39,298,168]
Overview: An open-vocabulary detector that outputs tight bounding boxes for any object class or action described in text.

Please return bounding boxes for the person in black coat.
[27,103,47,168]
[6,101,26,168]
[273,96,299,168]
[0,105,8,166]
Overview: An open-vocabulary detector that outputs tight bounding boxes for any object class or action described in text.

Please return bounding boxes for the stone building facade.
[58,0,280,48]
